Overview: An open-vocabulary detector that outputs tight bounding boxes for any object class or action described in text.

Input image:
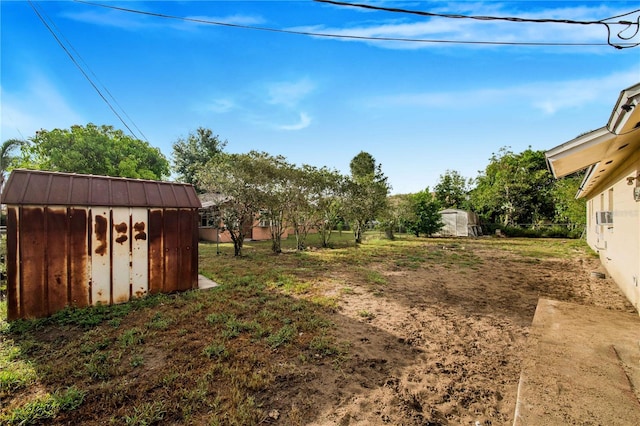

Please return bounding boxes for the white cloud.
[266,78,316,107]
[277,112,312,131]
[364,68,640,114]
[62,7,264,32]
[202,98,236,113]
[0,76,84,141]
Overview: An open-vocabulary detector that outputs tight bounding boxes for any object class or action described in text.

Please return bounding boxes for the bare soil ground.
[276,241,636,425]
[1,237,636,425]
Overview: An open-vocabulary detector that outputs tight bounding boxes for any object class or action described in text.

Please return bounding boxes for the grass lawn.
[0,232,629,425]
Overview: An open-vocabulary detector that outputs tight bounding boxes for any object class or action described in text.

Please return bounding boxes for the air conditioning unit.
[595,211,613,225]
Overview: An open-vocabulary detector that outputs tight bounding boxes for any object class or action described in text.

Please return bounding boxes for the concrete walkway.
[198,274,218,290]
[514,299,640,425]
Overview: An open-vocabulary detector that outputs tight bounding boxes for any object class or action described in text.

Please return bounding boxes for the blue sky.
[2,0,639,194]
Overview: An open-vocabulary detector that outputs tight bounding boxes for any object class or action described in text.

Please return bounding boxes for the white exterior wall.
[585,150,640,312]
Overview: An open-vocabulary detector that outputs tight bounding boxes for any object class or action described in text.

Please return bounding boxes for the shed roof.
[2,169,201,208]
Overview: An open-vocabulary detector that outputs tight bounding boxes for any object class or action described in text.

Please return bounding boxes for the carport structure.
[2,169,201,320]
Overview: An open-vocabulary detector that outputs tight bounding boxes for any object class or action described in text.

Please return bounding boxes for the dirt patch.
[292,243,635,425]
[3,238,635,425]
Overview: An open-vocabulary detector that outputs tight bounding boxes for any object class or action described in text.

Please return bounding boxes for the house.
[545,83,640,313]
[198,193,298,243]
[437,209,482,237]
[2,169,201,320]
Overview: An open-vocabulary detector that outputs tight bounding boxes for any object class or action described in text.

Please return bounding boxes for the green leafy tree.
[250,152,295,254]
[404,189,443,237]
[344,151,390,244]
[434,170,470,209]
[197,153,262,256]
[551,174,586,229]
[469,147,554,226]
[16,124,169,180]
[287,165,345,250]
[172,127,226,192]
[1,138,25,198]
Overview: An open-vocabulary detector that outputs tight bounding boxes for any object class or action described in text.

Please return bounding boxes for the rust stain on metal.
[134,221,147,241]
[20,208,47,318]
[6,207,19,320]
[148,209,164,294]
[69,208,89,308]
[94,215,108,255]
[163,209,179,293]
[46,208,68,315]
[114,221,128,245]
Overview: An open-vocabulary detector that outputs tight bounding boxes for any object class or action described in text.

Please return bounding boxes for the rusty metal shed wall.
[2,169,201,208]
[5,206,199,320]
[3,170,200,321]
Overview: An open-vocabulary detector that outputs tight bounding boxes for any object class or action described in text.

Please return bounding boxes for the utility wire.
[34,2,149,143]
[315,0,640,49]
[73,0,634,48]
[28,0,144,140]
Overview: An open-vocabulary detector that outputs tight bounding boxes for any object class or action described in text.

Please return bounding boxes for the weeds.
[123,401,166,426]
[1,386,85,425]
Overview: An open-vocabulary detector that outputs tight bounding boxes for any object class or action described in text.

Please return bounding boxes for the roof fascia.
[545,127,612,178]
[608,83,640,134]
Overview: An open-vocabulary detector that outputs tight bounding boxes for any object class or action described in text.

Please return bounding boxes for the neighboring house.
[198,193,291,243]
[545,83,640,313]
[437,209,482,237]
[2,169,201,320]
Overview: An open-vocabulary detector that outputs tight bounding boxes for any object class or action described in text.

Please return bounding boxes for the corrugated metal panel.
[46,207,68,314]
[69,208,89,307]
[111,207,131,304]
[91,207,111,305]
[5,203,199,320]
[2,169,201,208]
[6,208,20,320]
[20,207,47,318]
[148,209,164,294]
[131,209,148,298]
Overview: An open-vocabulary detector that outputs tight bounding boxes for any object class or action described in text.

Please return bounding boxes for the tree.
[434,170,470,209]
[250,152,295,254]
[0,138,25,198]
[197,153,262,256]
[16,124,169,180]
[344,151,390,244]
[551,174,586,230]
[172,127,226,192]
[404,189,443,237]
[287,165,345,250]
[469,147,555,226]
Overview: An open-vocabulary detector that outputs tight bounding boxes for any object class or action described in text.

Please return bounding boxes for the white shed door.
[111,207,131,304]
[131,209,149,298]
[91,207,111,305]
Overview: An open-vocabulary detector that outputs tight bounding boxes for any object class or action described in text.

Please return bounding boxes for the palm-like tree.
[0,138,25,201]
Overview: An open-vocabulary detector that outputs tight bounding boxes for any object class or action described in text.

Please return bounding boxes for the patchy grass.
[0,233,594,424]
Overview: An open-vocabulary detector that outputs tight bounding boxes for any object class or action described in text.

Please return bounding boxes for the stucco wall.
[585,150,640,312]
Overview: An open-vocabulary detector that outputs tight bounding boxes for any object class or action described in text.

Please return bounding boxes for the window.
[257,210,270,228]
[199,209,218,228]
[595,211,613,225]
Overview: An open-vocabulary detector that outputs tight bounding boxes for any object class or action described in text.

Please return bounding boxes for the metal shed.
[2,169,202,320]
[438,209,483,237]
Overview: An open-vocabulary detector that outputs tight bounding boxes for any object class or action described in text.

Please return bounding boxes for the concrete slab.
[514,298,640,425]
[198,274,218,290]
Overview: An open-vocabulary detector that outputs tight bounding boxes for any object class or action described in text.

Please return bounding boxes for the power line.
[35,2,150,143]
[28,0,146,140]
[315,0,640,49]
[73,0,634,48]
